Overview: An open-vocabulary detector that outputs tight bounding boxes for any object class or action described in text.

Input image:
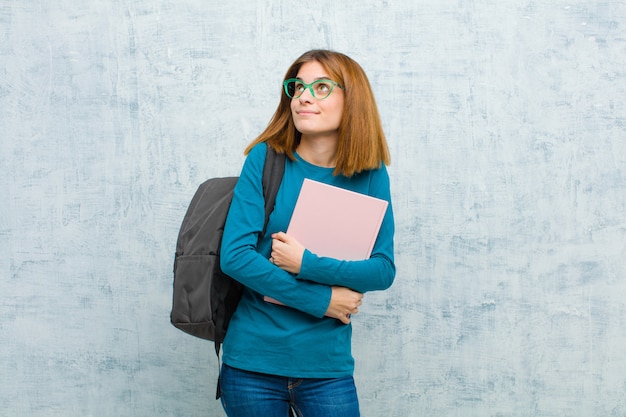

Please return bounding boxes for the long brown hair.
[244,49,390,177]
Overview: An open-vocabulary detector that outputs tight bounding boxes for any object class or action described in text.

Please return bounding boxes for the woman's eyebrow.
[294,76,331,81]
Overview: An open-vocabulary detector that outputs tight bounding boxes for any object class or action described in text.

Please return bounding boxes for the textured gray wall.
[2,1,625,416]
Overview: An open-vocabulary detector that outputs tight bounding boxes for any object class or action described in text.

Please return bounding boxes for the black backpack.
[170,146,285,349]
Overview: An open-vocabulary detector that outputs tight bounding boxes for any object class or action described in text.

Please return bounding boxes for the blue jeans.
[219,364,360,417]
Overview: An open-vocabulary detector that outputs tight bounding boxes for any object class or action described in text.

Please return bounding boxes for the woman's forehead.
[296,61,330,78]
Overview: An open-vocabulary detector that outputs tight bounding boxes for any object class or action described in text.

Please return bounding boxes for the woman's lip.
[296,110,318,115]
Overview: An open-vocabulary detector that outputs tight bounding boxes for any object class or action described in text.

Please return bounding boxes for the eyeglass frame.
[283,78,344,100]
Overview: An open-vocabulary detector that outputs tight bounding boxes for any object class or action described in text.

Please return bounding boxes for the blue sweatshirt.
[220,142,395,378]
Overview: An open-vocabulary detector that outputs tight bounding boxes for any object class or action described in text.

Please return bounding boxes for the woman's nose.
[299,87,315,102]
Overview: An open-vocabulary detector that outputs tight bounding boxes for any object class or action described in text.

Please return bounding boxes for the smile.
[296,110,319,116]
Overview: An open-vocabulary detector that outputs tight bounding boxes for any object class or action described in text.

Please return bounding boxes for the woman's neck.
[296,136,338,168]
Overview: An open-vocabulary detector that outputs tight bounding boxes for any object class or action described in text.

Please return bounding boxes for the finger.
[271,239,285,254]
[272,231,288,243]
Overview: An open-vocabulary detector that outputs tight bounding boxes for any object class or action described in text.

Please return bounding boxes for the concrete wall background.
[1,1,625,416]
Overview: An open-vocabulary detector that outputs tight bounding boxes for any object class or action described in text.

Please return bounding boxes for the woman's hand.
[325,286,363,324]
[270,233,363,324]
[270,232,305,274]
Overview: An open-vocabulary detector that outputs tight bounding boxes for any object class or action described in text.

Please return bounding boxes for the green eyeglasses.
[283,78,344,100]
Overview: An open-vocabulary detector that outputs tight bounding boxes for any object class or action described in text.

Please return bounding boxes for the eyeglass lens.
[285,80,335,100]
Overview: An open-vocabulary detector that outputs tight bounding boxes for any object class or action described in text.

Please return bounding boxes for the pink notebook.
[286,178,388,260]
[264,179,388,306]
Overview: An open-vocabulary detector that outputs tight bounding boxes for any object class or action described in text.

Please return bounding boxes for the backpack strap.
[261,145,286,233]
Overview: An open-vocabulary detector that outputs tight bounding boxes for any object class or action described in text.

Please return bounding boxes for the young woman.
[219,49,395,417]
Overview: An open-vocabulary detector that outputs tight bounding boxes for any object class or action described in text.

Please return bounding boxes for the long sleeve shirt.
[220,142,395,378]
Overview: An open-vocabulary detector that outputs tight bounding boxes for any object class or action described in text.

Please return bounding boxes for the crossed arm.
[270,231,365,324]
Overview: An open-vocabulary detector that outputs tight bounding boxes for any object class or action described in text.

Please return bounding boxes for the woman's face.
[290,61,344,141]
